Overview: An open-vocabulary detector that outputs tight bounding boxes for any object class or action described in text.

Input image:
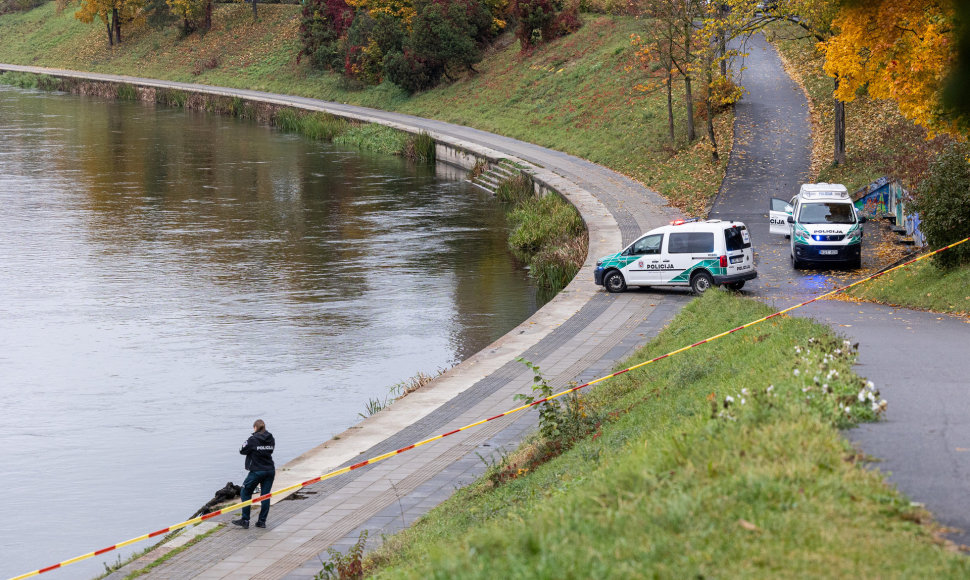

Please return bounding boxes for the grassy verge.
[93,524,224,579]
[361,290,967,578]
[0,5,731,216]
[841,258,970,317]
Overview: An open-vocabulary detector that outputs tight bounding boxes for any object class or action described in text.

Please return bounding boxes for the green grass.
[365,290,968,578]
[0,4,731,216]
[843,258,970,316]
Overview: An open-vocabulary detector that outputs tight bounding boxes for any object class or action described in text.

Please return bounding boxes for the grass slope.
[0,3,730,215]
[366,290,968,578]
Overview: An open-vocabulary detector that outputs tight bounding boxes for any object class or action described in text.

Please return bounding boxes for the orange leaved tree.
[821,0,959,137]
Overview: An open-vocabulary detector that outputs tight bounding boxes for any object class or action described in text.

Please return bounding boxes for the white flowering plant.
[709,336,886,428]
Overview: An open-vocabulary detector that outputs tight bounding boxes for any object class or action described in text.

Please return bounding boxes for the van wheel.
[792,253,804,270]
[849,256,862,269]
[690,271,714,294]
[726,280,745,291]
[603,270,627,293]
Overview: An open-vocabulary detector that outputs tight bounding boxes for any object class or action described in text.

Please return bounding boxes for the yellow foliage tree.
[345,0,415,27]
[166,0,211,32]
[821,0,959,136]
[75,0,144,46]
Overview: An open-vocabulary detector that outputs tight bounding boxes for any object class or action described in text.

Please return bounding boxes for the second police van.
[769,183,867,269]
[594,219,757,294]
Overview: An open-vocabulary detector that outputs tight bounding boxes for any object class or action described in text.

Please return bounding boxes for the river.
[0,83,541,578]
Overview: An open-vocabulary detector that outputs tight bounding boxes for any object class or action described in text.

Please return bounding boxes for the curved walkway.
[0,64,690,578]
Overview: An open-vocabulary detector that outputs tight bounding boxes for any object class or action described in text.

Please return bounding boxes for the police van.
[594,219,757,294]
[769,183,867,269]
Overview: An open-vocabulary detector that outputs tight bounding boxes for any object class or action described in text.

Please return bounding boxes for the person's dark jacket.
[240,430,275,472]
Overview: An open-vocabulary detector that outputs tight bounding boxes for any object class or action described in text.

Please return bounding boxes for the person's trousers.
[240,469,275,523]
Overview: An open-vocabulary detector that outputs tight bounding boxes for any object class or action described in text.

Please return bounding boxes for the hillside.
[0,3,731,216]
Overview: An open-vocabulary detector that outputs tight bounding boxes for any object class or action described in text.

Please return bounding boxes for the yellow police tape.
[11,235,969,580]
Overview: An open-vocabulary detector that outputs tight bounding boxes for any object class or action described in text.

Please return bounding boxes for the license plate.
[819,249,838,255]
[730,255,744,264]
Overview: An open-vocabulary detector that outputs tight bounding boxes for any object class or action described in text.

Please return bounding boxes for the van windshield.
[797,202,856,224]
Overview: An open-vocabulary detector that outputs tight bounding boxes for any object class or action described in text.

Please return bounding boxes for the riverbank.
[364,290,970,578]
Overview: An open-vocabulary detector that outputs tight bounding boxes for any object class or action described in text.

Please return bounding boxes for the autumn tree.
[75,0,144,45]
[821,0,958,137]
[635,0,705,142]
[166,0,211,32]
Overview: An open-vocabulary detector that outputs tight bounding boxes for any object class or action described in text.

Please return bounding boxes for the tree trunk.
[666,72,675,142]
[706,52,718,163]
[834,78,846,165]
[717,5,727,77]
[105,18,113,46]
[113,8,121,44]
[204,0,212,31]
[683,19,695,142]
[252,0,257,19]
[685,74,696,142]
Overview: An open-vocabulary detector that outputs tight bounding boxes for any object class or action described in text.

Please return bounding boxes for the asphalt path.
[711,34,970,546]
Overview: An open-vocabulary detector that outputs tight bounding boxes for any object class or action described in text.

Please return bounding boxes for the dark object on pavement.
[191,481,241,519]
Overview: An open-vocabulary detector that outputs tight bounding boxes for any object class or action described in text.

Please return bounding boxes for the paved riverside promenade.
[0,66,692,577]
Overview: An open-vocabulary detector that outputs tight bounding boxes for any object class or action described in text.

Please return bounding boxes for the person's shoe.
[231,518,249,529]
[255,521,266,528]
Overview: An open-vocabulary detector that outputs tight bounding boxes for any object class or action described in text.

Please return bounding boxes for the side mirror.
[859,216,868,223]
[786,216,794,224]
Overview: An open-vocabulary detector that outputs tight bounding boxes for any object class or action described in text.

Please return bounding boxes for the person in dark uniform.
[232,419,275,529]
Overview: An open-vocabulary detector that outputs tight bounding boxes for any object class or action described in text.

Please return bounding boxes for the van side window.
[668,232,714,254]
[628,234,663,255]
[724,226,751,251]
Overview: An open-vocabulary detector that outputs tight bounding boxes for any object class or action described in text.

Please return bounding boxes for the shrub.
[512,0,556,49]
[494,171,534,204]
[383,50,436,93]
[298,0,354,70]
[403,131,436,163]
[911,142,970,268]
[385,0,492,92]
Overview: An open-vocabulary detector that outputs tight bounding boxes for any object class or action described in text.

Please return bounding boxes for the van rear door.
[724,224,755,276]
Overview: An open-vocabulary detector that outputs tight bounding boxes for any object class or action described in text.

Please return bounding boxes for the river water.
[0,84,541,578]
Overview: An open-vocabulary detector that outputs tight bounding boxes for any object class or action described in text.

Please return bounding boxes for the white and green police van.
[594,219,757,294]
[769,183,867,269]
